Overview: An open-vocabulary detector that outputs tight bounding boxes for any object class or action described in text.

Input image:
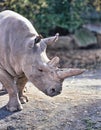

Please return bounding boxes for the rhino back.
[0,10,38,76]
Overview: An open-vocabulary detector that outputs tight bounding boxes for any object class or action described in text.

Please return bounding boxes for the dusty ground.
[0,49,101,130]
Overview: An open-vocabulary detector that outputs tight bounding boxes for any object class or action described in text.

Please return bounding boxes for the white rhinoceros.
[0,10,84,112]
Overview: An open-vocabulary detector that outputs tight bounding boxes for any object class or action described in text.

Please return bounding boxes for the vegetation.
[0,0,101,36]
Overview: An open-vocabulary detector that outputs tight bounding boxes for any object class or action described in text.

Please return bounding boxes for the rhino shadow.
[0,90,7,96]
[0,106,13,120]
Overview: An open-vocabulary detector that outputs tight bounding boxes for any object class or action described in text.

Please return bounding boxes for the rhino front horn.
[57,68,85,79]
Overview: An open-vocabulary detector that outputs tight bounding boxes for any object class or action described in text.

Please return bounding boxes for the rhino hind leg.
[17,76,28,104]
[0,68,23,112]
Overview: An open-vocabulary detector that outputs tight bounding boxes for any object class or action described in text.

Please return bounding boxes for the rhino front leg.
[17,76,28,104]
[0,69,23,112]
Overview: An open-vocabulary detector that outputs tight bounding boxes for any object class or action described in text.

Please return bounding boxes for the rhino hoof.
[20,95,29,104]
[6,103,23,112]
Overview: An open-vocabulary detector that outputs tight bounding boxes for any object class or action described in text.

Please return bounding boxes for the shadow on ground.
[0,90,7,96]
[0,106,13,120]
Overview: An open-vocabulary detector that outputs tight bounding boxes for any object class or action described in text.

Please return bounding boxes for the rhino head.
[22,34,85,97]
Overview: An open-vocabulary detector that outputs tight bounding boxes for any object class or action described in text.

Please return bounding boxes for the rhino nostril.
[46,87,62,96]
[50,88,56,94]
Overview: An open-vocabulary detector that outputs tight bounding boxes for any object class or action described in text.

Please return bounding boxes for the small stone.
[7,126,15,130]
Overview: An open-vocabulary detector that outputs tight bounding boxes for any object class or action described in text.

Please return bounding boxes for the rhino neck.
[9,52,25,77]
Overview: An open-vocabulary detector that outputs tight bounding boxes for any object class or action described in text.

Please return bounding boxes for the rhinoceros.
[0,10,84,112]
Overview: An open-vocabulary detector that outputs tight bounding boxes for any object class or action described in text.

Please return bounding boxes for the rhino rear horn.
[57,68,85,79]
[48,56,60,67]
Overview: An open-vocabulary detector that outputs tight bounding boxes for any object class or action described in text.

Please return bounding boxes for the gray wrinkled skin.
[0,10,84,112]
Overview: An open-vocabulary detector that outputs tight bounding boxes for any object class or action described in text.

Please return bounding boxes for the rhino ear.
[43,33,59,45]
[48,56,60,67]
[57,68,85,79]
[34,35,42,44]
[28,35,42,48]
[39,33,59,51]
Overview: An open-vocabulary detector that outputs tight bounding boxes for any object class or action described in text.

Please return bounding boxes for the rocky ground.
[47,49,101,69]
[0,49,101,130]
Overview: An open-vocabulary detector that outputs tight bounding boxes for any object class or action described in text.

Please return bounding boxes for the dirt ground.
[0,49,101,130]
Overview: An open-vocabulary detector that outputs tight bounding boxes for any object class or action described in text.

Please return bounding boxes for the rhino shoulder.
[0,10,38,36]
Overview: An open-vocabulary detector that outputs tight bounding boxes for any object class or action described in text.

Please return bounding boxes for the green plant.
[0,0,100,36]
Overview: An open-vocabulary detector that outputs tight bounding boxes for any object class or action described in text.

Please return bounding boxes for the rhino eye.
[38,69,43,72]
